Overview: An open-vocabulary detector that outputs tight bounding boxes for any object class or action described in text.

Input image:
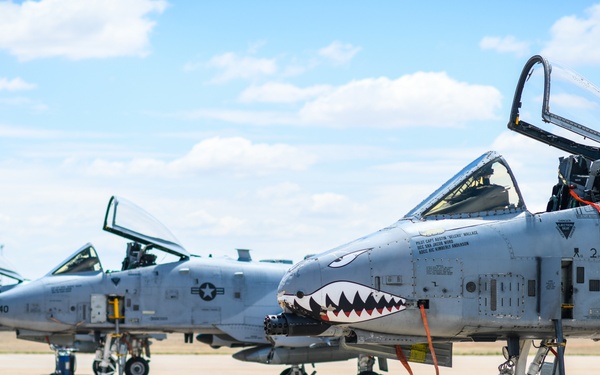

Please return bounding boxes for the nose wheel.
[280,365,308,375]
[93,357,116,375]
[357,354,380,375]
[93,332,153,375]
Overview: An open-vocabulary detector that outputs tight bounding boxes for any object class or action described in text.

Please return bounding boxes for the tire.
[280,368,307,375]
[358,372,379,375]
[92,358,116,375]
[125,357,150,375]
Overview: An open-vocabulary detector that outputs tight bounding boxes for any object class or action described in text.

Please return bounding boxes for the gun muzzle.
[264,313,331,336]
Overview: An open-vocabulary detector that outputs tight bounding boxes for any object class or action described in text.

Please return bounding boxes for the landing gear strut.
[94,333,152,375]
[94,296,154,375]
[498,337,531,375]
[498,336,566,375]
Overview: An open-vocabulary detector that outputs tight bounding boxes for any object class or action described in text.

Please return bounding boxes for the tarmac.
[2,332,600,374]
[2,353,600,375]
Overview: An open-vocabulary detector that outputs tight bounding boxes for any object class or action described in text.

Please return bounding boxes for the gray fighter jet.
[0,196,360,375]
[265,55,600,375]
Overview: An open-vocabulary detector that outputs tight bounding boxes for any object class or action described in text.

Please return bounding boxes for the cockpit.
[508,55,600,212]
[406,55,600,221]
[48,196,191,276]
[50,244,103,275]
[405,151,525,220]
[104,196,190,271]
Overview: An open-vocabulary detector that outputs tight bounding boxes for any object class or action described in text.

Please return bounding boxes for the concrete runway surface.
[2,353,600,375]
[3,331,600,374]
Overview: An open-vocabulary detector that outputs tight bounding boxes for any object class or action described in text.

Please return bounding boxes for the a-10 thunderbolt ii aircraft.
[0,196,367,375]
[265,54,600,375]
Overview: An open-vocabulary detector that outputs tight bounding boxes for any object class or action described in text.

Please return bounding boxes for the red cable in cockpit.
[568,187,600,213]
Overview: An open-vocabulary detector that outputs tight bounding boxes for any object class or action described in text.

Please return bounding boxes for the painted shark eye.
[328,249,369,268]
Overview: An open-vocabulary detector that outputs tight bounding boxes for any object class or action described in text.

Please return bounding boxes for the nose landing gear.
[93,333,154,375]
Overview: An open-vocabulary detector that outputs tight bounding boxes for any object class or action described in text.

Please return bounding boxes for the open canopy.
[407,55,600,221]
[508,54,600,159]
[103,196,190,260]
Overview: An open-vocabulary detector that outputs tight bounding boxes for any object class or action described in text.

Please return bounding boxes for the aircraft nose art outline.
[281,281,407,324]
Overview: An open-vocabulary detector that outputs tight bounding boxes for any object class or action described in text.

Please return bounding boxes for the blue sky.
[2,0,600,279]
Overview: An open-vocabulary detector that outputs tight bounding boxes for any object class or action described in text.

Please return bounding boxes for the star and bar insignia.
[191,282,225,301]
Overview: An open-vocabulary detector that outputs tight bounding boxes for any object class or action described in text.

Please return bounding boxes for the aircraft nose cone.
[276,246,409,324]
[0,288,22,328]
[0,281,70,332]
[277,257,322,316]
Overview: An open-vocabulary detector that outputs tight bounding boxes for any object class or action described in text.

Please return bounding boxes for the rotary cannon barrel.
[264,313,331,336]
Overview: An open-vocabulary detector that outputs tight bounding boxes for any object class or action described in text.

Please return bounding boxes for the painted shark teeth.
[281,281,406,324]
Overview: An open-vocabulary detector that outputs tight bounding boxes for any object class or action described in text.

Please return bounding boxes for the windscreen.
[405,151,525,219]
[52,245,103,275]
[422,160,521,217]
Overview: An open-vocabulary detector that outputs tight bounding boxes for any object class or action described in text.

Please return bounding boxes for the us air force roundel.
[191,282,225,301]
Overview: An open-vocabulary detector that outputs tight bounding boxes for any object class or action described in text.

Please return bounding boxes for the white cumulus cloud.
[179,72,501,128]
[542,4,600,66]
[318,41,361,65]
[205,52,278,83]
[0,124,60,138]
[551,92,599,110]
[479,35,530,57]
[298,72,502,128]
[239,82,332,103]
[0,77,36,91]
[310,192,349,214]
[184,209,246,236]
[168,137,314,175]
[89,137,316,177]
[0,0,167,61]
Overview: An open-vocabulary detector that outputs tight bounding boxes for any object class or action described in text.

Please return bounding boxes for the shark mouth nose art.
[281,281,407,324]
